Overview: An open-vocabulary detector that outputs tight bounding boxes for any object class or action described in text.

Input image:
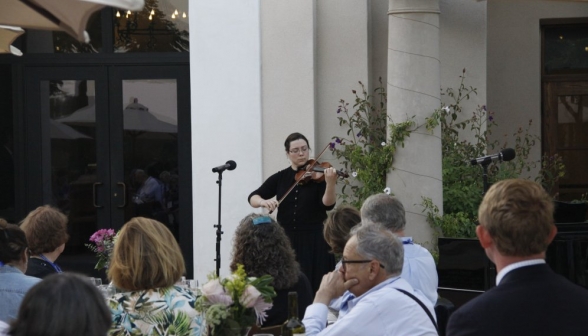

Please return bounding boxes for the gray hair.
[350,223,403,276]
[360,193,406,232]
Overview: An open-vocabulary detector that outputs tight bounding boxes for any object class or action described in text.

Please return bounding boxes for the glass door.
[23,65,192,277]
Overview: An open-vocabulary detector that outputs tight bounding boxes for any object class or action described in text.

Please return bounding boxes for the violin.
[295,159,349,185]
[269,143,348,214]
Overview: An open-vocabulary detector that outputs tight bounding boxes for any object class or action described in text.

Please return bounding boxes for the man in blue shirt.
[302,224,438,336]
[361,193,438,305]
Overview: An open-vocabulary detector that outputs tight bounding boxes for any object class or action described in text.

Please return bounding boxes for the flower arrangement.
[85,229,118,270]
[196,264,276,336]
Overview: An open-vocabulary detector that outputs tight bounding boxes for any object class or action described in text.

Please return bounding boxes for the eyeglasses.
[289,146,309,154]
[341,259,385,272]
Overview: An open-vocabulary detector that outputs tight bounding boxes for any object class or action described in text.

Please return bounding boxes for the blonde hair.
[478,179,554,256]
[108,217,185,290]
[20,205,69,255]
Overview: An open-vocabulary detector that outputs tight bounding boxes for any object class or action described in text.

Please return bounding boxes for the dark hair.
[0,219,28,264]
[231,213,300,289]
[20,205,69,255]
[323,206,361,255]
[8,273,112,336]
[284,132,310,152]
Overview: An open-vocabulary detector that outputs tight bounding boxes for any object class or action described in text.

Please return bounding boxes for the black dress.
[248,167,336,293]
[262,271,313,326]
[25,258,58,279]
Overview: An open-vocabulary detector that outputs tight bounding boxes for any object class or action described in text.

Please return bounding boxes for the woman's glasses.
[289,146,309,154]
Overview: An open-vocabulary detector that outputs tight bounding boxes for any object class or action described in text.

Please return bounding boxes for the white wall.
[190,0,262,281]
[487,0,588,175]
[260,1,317,177]
[440,0,487,127]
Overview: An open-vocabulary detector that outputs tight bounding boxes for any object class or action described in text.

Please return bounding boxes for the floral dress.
[108,286,205,336]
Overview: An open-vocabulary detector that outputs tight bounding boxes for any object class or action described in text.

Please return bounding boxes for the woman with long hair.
[231,213,313,326]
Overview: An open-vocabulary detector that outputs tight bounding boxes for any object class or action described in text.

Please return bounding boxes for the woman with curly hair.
[231,213,312,326]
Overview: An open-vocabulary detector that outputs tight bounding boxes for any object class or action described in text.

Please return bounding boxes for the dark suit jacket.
[446,263,588,336]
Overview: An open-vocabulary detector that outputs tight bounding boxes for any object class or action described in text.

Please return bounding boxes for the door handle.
[93,182,103,208]
[117,182,127,208]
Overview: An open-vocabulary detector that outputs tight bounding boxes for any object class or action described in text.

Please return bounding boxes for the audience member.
[323,205,361,323]
[323,205,361,263]
[107,217,204,336]
[231,214,313,326]
[20,205,69,278]
[446,179,588,336]
[0,219,40,323]
[5,272,111,336]
[361,194,438,305]
[303,224,438,335]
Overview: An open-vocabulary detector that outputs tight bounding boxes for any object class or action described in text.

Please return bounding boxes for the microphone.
[212,160,237,173]
[470,148,515,166]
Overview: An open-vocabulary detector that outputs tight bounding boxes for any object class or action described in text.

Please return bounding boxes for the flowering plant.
[196,264,276,336]
[85,229,118,270]
[330,78,418,208]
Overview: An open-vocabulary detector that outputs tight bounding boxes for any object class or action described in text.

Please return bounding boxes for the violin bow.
[269,143,332,214]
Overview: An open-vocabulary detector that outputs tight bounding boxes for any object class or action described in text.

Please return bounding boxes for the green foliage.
[330,79,417,208]
[422,72,566,238]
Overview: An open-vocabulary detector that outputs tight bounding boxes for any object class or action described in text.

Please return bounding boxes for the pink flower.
[202,279,233,306]
[239,285,261,308]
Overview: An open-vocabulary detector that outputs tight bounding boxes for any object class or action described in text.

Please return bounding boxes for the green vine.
[330,79,420,208]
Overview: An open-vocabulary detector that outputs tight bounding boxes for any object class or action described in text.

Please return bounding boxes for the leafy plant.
[422,71,566,238]
[330,79,418,208]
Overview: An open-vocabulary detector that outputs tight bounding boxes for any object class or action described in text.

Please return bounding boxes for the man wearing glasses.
[302,224,438,335]
[360,194,438,306]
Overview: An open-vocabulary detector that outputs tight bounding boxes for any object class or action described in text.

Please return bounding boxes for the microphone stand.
[214,171,224,277]
[481,160,490,195]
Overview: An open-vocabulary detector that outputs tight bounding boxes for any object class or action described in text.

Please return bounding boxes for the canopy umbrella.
[58,99,177,134]
[50,119,92,140]
[0,0,144,43]
[0,25,24,56]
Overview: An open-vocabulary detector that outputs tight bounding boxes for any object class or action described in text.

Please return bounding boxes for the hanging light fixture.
[182,12,186,18]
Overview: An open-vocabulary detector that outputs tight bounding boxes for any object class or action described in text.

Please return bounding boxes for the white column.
[190,0,262,281]
[387,0,442,247]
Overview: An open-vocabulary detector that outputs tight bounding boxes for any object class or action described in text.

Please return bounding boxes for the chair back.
[435,297,456,336]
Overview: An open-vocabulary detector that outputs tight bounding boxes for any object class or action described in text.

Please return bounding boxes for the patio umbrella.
[0,0,144,43]
[0,25,24,56]
[50,119,92,140]
[58,99,177,134]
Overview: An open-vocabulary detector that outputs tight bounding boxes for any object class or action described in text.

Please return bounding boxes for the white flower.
[239,285,261,308]
[442,106,450,113]
[381,142,386,147]
[352,172,358,178]
[383,187,391,195]
[201,279,233,306]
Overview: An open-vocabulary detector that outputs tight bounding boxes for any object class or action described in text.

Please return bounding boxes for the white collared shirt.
[303,276,437,336]
[495,259,545,285]
[401,237,439,305]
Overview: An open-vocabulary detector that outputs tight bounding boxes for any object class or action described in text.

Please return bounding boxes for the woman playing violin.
[248,132,338,293]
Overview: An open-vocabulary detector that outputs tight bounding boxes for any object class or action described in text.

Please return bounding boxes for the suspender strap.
[395,288,438,333]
